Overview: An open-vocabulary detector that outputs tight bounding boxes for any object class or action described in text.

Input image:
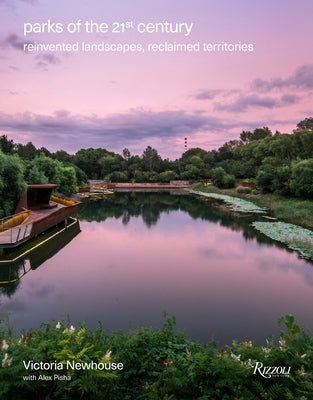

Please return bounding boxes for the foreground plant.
[0,315,312,399]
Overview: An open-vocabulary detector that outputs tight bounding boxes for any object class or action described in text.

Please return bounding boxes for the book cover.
[1,1,313,398]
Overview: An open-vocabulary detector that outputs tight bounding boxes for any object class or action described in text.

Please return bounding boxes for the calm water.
[1,192,313,345]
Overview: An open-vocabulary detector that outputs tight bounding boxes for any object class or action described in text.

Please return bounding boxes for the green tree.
[53,149,73,163]
[128,156,143,180]
[27,164,49,184]
[240,127,272,143]
[16,142,37,160]
[293,130,313,159]
[290,159,313,197]
[181,164,200,180]
[27,155,79,195]
[105,171,128,182]
[252,127,272,141]
[37,147,52,158]
[74,148,110,179]
[70,164,88,186]
[240,130,253,143]
[122,148,131,161]
[0,135,15,154]
[55,165,77,196]
[256,166,275,193]
[32,154,57,182]
[294,117,313,132]
[211,167,236,189]
[0,150,27,217]
[99,154,123,177]
[158,170,178,182]
[189,155,204,170]
[142,146,161,172]
[216,140,241,162]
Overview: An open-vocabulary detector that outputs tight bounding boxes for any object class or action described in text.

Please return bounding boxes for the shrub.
[104,171,128,182]
[256,166,275,192]
[223,174,236,188]
[158,170,179,182]
[1,315,312,399]
[236,185,251,194]
[290,159,313,197]
[211,167,236,189]
[271,165,291,195]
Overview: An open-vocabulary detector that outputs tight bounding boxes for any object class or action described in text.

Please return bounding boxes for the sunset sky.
[0,0,313,159]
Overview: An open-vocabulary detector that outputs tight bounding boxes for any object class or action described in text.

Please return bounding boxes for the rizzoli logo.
[252,362,291,379]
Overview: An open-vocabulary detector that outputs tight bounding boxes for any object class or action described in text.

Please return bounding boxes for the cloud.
[0,109,300,158]
[193,65,308,113]
[0,33,33,51]
[214,92,301,113]
[35,54,61,69]
[35,61,48,70]
[194,89,222,100]
[0,0,37,5]
[0,109,232,137]
[36,54,61,65]
[1,34,61,69]
[0,109,241,155]
[280,94,299,105]
[215,94,278,112]
[251,64,313,91]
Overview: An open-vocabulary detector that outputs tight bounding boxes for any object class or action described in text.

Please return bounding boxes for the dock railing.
[0,212,33,246]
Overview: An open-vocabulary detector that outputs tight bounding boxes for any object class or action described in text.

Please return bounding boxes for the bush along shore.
[193,185,313,262]
[0,315,313,399]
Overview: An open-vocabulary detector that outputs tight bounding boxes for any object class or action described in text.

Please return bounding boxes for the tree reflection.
[78,192,313,267]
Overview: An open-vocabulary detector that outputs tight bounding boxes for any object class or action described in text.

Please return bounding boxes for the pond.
[1,192,313,345]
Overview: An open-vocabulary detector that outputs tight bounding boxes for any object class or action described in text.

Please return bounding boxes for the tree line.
[0,117,312,217]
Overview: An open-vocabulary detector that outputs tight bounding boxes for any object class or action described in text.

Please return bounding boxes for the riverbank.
[193,185,313,230]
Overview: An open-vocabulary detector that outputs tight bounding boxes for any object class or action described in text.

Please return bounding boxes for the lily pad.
[191,190,268,214]
[252,221,313,260]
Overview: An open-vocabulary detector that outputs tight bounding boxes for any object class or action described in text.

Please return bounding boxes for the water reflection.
[0,218,80,297]
[1,193,313,345]
[79,192,311,263]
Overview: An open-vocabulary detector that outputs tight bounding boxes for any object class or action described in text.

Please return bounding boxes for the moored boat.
[0,184,81,248]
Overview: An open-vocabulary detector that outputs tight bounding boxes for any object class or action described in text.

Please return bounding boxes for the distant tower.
[184,137,188,151]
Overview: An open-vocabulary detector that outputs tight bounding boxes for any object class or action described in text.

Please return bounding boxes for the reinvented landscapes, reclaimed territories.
[1,0,313,398]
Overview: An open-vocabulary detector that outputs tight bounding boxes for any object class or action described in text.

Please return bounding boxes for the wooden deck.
[0,201,80,248]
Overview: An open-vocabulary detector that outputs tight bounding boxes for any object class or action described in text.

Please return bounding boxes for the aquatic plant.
[252,221,313,260]
[191,190,268,213]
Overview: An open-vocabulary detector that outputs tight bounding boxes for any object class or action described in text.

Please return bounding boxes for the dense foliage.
[0,151,26,218]
[1,117,313,216]
[0,143,87,216]
[0,315,312,399]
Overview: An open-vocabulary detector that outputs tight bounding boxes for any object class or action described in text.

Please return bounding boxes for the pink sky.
[0,0,313,159]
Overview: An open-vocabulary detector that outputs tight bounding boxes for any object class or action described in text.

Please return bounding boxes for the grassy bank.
[0,315,312,399]
[194,185,313,230]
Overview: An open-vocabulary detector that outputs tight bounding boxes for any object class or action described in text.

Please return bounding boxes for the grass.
[194,185,313,230]
[256,194,313,229]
